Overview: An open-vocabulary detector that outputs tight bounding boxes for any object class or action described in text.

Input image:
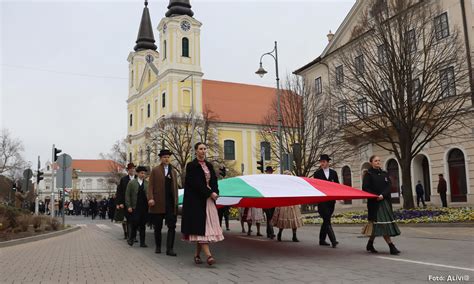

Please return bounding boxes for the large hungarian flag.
[179,174,376,208]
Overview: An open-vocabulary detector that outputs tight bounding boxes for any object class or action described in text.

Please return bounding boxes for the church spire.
[134,0,157,52]
[165,0,194,17]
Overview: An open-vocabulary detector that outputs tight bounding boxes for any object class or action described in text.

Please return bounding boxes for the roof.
[202,79,277,125]
[71,160,123,173]
[293,56,321,75]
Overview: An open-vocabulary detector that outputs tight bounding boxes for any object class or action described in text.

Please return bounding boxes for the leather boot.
[328,226,338,248]
[122,223,128,240]
[389,243,400,255]
[277,229,282,242]
[366,239,378,253]
[292,229,299,242]
[166,229,177,256]
[154,229,161,254]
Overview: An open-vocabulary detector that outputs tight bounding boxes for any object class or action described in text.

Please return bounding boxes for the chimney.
[327,30,334,42]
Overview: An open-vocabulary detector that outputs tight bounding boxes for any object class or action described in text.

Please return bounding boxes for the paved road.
[1,216,473,284]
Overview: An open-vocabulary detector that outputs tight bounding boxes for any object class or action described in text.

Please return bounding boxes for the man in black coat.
[313,154,339,248]
[115,163,135,239]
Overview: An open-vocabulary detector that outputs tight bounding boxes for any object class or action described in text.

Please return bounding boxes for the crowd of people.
[110,142,403,268]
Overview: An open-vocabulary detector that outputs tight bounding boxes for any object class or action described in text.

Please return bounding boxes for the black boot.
[166,229,177,256]
[389,243,400,255]
[139,227,147,247]
[292,229,299,242]
[366,239,378,253]
[122,223,128,240]
[277,229,282,242]
[154,229,162,254]
[328,226,338,248]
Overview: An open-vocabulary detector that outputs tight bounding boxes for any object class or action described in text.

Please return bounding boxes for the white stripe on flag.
[217,197,242,206]
[239,175,325,197]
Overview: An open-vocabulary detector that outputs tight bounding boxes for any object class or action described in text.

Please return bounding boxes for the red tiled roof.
[202,79,277,125]
[71,160,123,173]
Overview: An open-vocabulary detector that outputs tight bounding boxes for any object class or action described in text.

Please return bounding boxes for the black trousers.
[263,208,275,238]
[318,201,336,243]
[440,192,448,207]
[416,194,426,207]
[128,210,147,244]
[150,210,177,251]
[218,206,230,229]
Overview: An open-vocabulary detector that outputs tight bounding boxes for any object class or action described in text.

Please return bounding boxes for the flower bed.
[303,207,474,225]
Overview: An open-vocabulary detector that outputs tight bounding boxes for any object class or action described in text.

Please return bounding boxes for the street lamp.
[256,41,283,174]
[180,74,195,157]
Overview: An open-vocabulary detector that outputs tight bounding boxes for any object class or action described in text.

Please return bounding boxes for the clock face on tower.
[180,20,191,32]
[145,54,154,63]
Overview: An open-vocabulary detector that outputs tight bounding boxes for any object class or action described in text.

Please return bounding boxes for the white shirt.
[129,175,134,180]
[137,178,143,186]
[323,168,330,180]
[164,165,169,176]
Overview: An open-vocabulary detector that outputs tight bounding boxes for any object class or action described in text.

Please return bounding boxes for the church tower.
[157,0,204,115]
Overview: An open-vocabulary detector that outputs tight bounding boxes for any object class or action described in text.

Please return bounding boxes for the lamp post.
[256,41,283,174]
[181,74,195,157]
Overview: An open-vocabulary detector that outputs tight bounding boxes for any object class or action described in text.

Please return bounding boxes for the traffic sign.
[56,167,72,189]
[57,154,72,169]
[23,169,33,179]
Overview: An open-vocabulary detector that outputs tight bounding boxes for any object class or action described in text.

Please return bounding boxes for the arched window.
[163,40,167,59]
[182,37,189,57]
[342,166,352,204]
[260,141,271,160]
[147,69,151,83]
[147,104,151,118]
[129,114,133,127]
[224,140,235,160]
[386,159,400,204]
[130,70,134,87]
[162,93,166,108]
[448,148,467,202]
[129,152,132,163]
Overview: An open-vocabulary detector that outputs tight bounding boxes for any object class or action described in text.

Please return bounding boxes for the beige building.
[295,0,474,206]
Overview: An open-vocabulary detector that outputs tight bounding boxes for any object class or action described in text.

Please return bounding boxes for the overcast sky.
[1,0,354,168]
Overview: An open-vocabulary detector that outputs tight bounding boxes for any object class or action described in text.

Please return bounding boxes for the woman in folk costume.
[271,170,303,242]
[181,142,224,266]
[244,207,264,236]
[362,155,401,255]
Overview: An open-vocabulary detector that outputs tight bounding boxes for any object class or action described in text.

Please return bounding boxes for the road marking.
[96,224,111,230]
[77,224,87,227]
[377,256,474,272]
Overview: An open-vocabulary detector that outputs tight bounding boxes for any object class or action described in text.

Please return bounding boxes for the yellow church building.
[126,0,277,175]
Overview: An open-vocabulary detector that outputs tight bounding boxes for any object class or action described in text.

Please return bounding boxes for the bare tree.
[0,129,27,179]
[260,75,355,177]
[99,139,127,186]
[329,0,471,208]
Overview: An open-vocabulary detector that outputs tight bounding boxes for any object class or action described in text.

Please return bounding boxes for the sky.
[1,0,355,169]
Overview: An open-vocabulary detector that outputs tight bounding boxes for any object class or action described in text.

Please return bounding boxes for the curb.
[303,222,474,228]
[0,226,81,248]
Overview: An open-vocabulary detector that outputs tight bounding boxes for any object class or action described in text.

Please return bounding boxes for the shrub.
[32,216,43,229]
[16,215,31,232]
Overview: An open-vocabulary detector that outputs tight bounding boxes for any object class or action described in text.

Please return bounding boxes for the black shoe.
[140,243,148,248]
[226,228,230,231]
[366,240,378,253]
[127,239,133,246]
[166,250,177,257]
[292,236,299,242]
[319,241,330,246]
[155,248,161,254]
[277,232,282,242]
[389,243,400,255]
[134,239,138,243]
[331,241,339,248]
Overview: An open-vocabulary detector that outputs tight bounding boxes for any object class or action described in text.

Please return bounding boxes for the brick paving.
[1,216,473,284]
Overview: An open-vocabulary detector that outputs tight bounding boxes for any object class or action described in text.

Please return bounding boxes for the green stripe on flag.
[218,177,263,198]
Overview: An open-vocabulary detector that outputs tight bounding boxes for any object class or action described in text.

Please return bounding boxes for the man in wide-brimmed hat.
[115,162,135,240]
[313,154,339,248]
[126,165,149,247]
[147,149,179,256]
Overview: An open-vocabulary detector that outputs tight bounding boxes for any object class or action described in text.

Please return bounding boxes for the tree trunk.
[400,160,415,209]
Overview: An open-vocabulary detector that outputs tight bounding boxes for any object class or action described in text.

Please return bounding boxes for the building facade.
[294,0,474,206]
[126,1,278,176]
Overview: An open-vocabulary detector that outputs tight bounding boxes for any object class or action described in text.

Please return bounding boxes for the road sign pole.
[62,166,66,225]
[51,144,55,219]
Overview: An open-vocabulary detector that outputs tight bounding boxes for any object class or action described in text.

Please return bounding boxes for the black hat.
[318,154,331,161]
[135,166,148,173]
[158,149,173,157]
[126,163,136,170]
[265,166,274,173]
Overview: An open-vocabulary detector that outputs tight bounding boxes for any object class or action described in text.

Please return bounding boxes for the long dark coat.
[313,168,339,215]
[116,175,132,206]
[181,159,219,236]
[362,167,392,221]
[147,163,179,215]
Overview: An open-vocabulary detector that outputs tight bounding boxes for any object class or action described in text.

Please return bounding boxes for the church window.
[260,141,271,160]
[130,70,134,87]
[148,69,151,83]
[163,40,167,59]
[224,140,235,160]
[147,104,151,118]
[182,37,189,57]
[129,113,133,127]
[129,152,132,162]
[162,93,166,108]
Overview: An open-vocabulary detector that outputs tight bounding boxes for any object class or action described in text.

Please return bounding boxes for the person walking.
[83,198,90,217]
[313,154,339,248]
[415,181,426,208]
[126,166,149,248]
[148,149,179,256]
[263,166,276,239]
[217,206,230,231]
[245,207,264,236]
[362,155,401,255]
[181,142,224,266]
[272,170,303,242]
[437,174,448,207]
[115,163,135,239]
